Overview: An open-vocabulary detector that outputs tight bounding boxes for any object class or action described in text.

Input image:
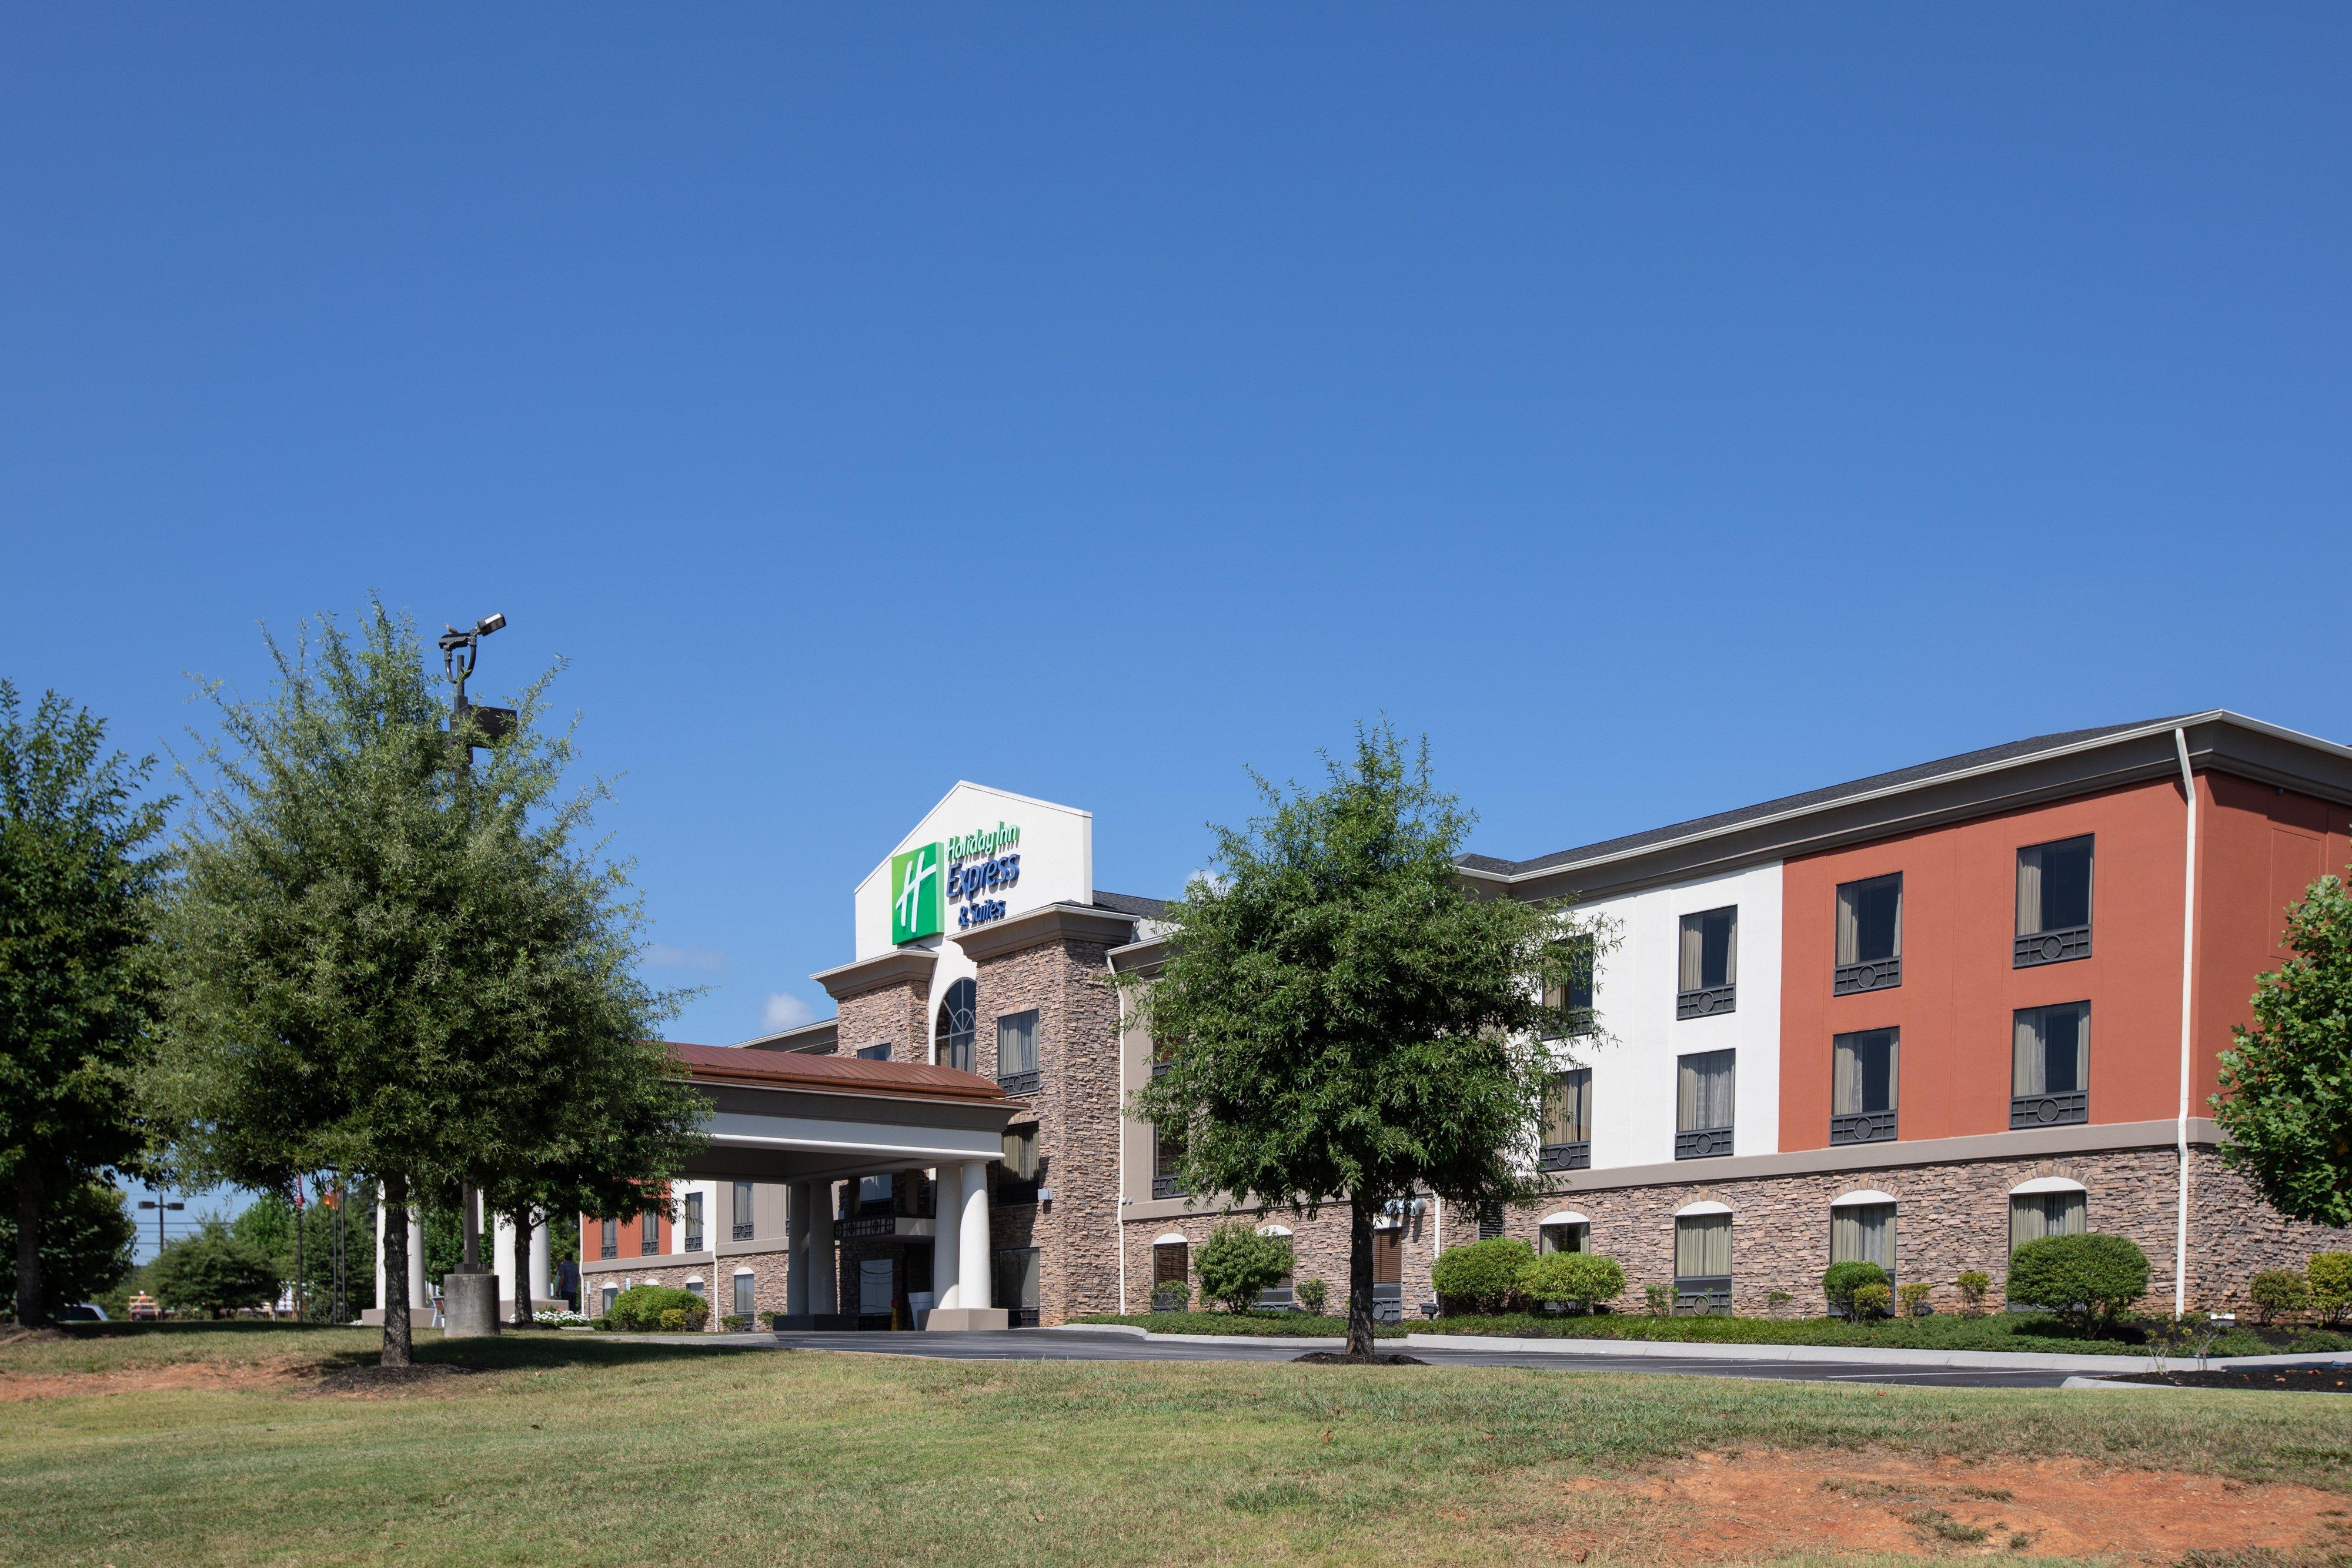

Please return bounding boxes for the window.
[2009,1188,2087,1251]
[1152,1240,1188,1286]
[1543,936,1597,1035]
[935,978,976,1072]
[857,1174,894,1215]
[858,1258,895,1317]
[1830,1028,1899,1145]
[1830,1202,1896,1288]
[683,1192,704,1252]
[686,1278,705,1299]
[1540,1068,1592,1171]
[855,1042,892,1062]
[996,1009,1040,1094]
[1675,1049,1736,1158]
[1476,1202,1506,1241]
[600,1284,618,1315]
[1673,1213,1733,1312]
[733,1272,754,1320]
[1677,907,1738,1017]
[732,1181,754,1242]
[2012,1002,2090,1126]
[999,1124,1040,1204]
[2016,835,2094,966]
[1256,1226,1296,1309]
[1539,1219,1589,1255]
[994,1247,1042,1328]
[1835,873,1903,993]
[599,1218,617,1260]
[1152,1126,1184,1199]
[641,1209,660,1253]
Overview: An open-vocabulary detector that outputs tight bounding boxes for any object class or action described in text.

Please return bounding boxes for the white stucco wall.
[1559,861,1783,1169]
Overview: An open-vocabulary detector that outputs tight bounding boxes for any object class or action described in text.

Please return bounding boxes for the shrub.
[1765,1290,1793,1318]
[1145,1277,1193,1313]
[2250,1269,2310,1325]
[2290,1329,2352,1354]
[1194,1223,1292,1313]
[145,1227,282,1318]
[608,1283,707,1332]
[1521,1252,1626,1314]
[1432,1238,1535,1315]
[1955,1272,1991,1316]
[1822,1260,1890,1316]
[2310,1253,2352,1325]
[2006,1233,2150,1334]
[719,1314,749,1332]
[1849,1283,1893,1319]
[1294,1278,1329,1316]
[1642,1283,1672,1316]
[658,1308,687,1330]
[1896,1282,1932,1319]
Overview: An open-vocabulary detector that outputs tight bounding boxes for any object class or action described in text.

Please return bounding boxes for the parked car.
[56,1303,109,1322]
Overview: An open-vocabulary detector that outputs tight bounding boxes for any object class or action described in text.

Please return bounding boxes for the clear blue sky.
[5,6,2347,1098]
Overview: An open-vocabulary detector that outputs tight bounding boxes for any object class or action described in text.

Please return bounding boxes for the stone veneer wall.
[1121,1204,1440,1316]
[974,935,1125,1325]
[831,977,930,1063]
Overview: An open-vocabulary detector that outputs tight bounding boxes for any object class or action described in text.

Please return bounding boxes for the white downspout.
[1108,947,1128,1317]
[2173,727,2199,1317]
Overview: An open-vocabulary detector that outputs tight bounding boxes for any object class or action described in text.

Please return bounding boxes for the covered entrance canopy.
[669,1044,1019,1329]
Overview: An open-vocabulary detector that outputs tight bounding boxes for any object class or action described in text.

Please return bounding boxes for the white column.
[409,1212,430,1309]
[785,1183,811,1316]
[932,1164,963,1309]
[375,1185,387,1312]
[958,1161,992,1310]
[492,1212,518,1305]
[529,1212,551,1305]
[807,1181,838,1315]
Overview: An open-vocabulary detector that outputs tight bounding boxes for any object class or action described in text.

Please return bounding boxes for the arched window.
[935,978,976,1072]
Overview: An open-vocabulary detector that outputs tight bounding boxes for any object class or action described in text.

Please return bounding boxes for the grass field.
[4,1323,2349,1566]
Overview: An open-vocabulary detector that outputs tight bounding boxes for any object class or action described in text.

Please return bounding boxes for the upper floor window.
[1830,1028,1899,1145]
[1675,1049,1735,1159]
[935,978,976,1072]
[683,1191,704,1252]
[1000,1123,1041,1203]
[1834,873,1903,994]
[1540,1068,1592,1171]
[997,1009,1040,1094]
[855,1043,891,1062]
[856,1174,894,1216]
[2012,1001,2090,1128]
[640,1209,660,1253]
[732,1181,754,1242]
[1152,1125,1184,1201]
[1677,907,1738,1018]
[1476,1202,1507,1241]
[1542,935,1597,1036]
[2015,835,2093,967]
[599,1218,617,1260]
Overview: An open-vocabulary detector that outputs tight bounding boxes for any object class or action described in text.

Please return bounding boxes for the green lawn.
[2,1323,2348,1566]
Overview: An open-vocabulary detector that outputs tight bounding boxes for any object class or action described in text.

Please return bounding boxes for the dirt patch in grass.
[0,1354,325,1402]
[1548,1449,2344,1562]
[306,1362,479,1398]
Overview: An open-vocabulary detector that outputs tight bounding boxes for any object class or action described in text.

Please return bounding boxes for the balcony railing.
[732,1222,754,1242]
[1541,1008,1598,1041]
[1151,1174,1183,1200]
[2010,1091,2088,1129]
[684,1231,704,1253]
[2014,925,2091,968]
[1538,1140,1592,1172]
[1676,1125,1734,1160]
[997,1069,1040,1096]
[1676,984,1736,1020]
[1151,1060,1172,1080]
[1674,1276,1733,1315]
[1833,957,1901,995]
[834,1214,898,1240]
[1829,1109,1897,1146]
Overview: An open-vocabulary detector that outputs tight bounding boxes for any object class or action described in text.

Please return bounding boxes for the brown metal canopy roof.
[667,1042,1007,1103]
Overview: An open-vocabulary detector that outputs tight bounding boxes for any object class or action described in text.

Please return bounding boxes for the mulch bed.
[2111,1365,2352,1393]
[308,1362,480,1396]
[1293,1351,1428,1366]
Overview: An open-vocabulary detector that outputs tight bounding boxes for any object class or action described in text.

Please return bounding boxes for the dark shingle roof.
[1092,890,1169,919]
[1461,716,2195,877]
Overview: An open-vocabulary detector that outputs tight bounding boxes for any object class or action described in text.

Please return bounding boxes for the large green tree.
[0,1178,138,1319]
[151,603,701,1364]
[0,683,171,1326]
[1125,724,1605,1359]
[2214,869,2352,1227]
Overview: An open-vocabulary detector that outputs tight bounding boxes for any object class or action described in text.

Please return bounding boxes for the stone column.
[807,1181,838,1316]
[932,1164,963,1309]
[959,1159,993,1310]
[785,1182,811,1316]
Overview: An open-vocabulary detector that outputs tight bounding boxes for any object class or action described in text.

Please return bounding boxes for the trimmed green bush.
[1521,1252,1625,1313]
[1146,1277,1194,1312]
[2310,1253,2352,1325]
[719,1314,750,1332]
[1850,1282,1892,1319]
[2249,1268,2310,1325]
[1432,1238,1534,1315]
[609,1283,707,1332]
[1821,1260,1889,1316]
[1896,1282,1932,1319]
[2006,1233,2150,1334]
[658,1308,687,1330]
[1194,1223,1292,1313]
[1642,1283,1671,1316]
[1294,1278,1328,1315]
[1955,1271,1991,1315]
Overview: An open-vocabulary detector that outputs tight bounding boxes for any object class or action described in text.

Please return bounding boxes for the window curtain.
[1833,1036,1859,1115]
[1675,1215,1732,1278]
[1678,1050,1735,1131]
[734,1182,753,1230]
[1836,883,1859,965]
[2016,845,2043,935]
[1001,1125,1038,1181]
[2013,1011,2043,1096]
[1830,1203,1896,1271]
[1679,915,1703,992]
[2009,1191,2087,1251]
[1545,1069,1591,1143]
[997,1011,1038,1076]
[1539,1223,1588,1255]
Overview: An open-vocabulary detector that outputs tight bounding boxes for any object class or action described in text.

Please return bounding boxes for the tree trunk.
[14,1177,44,1329]
[510,1205,534,1327]
[1347,1196,1376,1359]
[381,1173,412,1367]
[292,1179,304,1322]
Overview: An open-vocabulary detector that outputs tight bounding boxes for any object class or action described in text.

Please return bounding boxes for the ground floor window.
[1830,1202,1896,1287]
[1152,1241,1188,1286]
[600,1284,617,1315]
[1539,1219,1589,1255]
[1673,1212,1733,1313]
[733,1272,755,1320]
[1256,1226,1296,1309]
[995,1247,1042,1328]
[2009,1189,2087,1251]
[1476,1201,1506,1241]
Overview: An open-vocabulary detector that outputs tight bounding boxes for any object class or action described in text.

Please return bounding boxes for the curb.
[1400,1332,2352,1375]
[2060,1376,2177,1390]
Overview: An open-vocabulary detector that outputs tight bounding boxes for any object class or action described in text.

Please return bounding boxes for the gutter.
[1107,942,1128,1318]
[2172,727,2200,1318]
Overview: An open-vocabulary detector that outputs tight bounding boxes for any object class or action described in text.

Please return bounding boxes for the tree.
[0,1178,137,1319]
[2214,871,2352,1226]
[0,682,171,1326]
[151,604,702,1365]
[145,1222,281,1316]
[1125,724,1607,1358]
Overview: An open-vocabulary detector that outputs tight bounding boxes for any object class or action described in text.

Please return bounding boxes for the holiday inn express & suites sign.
[891,821,1023,945]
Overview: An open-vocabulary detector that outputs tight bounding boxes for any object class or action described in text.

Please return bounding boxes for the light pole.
[437,612,510,1277]
[136,1196,184,1258]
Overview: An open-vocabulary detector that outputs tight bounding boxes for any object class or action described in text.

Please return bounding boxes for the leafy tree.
[0,1178,136,1319]
[146,1222,282,1316]
[1192,1222,1292,1313]
[1125,724,1608,1358]
[1521,1251,1625,1314]
[0,683,171,1326]
[1432,1237,1535,1315]
[150,604,701,1365]
[2005,1233,2150,1335]
[2214,871,2352,1226]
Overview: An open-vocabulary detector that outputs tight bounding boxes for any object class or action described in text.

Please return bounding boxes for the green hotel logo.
[890,843,943,945]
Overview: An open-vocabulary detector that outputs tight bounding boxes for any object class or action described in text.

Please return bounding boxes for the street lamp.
[438,611,512,1278]
[136,1197,185,1257]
